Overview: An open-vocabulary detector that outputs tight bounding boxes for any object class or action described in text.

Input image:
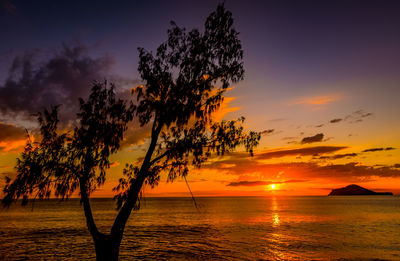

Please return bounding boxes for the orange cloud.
[0,122,28,152]
[294,95,340,106]
[110,161,120,168]
[212,96,240,121]
[0,139,27,152]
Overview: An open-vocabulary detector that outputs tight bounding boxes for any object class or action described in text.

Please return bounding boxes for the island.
[328,184,393,196]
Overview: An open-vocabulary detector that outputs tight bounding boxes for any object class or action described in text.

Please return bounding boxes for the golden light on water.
[271,196,280,226]
[273,213,280,226]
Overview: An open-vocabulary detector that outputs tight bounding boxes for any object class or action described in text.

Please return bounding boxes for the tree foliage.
[113,4,260,209]
[2,4,261,260]
[2,82,134,207]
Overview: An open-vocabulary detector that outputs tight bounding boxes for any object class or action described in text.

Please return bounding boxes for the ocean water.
[0,196,399,260]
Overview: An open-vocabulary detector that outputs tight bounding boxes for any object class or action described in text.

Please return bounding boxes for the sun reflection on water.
[271,197,280,226]
[269,196,285,259]
[273,213,280,226]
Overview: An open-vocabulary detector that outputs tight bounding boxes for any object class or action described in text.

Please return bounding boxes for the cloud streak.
[362,147,395,153]
[261,129,275,135]
[227,179,307,187]
[295,95,339,106]
[317,153,358,160]
[330,118,342,123]
[255,146,346,160]
[301,133,324,144]
[330,110,373,125]
[345,110,372,123]
[316,110,373,128]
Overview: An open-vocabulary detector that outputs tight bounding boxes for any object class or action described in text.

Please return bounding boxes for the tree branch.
[149,149,171,166]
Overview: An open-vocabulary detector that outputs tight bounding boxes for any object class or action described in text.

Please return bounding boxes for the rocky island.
[328,184,393,196]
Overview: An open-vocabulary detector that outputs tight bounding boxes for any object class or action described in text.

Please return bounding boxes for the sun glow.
[270,184,276,190]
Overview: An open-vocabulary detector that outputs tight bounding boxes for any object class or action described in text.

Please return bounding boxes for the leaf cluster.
[2,82,134,206]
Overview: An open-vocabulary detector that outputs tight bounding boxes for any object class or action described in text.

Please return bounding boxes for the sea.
[0,196,399,260]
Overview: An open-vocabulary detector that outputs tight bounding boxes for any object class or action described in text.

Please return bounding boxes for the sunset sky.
[1,0,399,197]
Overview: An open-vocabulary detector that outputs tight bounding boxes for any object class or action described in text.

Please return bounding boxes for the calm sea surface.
[0,196,399,260]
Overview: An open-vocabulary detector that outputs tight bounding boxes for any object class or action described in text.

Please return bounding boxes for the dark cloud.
[227,181,271,187]
[256,146,346,160]
[323,110,373,127]
[394,164,400,168]
[301,133,324,144]
[317,153,358,160]
[0,122,26,141]
[344,110,372,123]
[315,124,324,128]
[227,179,307,187]
[330,118,342,123]
[362,147,395,153]
[0,44,114,124]
[261,129,275,135]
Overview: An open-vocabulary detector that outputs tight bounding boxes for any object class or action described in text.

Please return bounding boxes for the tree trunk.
[93,234,121,261]
[94,119,163,260]
[110,120,163,244]
[79,177,122,260]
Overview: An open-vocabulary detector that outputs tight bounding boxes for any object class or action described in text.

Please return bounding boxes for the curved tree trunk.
[79,177,122,260]
[109,120,162,251]
[82,120,162,260]
[93,234,121,261]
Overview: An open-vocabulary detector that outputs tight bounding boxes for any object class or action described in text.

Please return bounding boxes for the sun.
[270,184,276,190]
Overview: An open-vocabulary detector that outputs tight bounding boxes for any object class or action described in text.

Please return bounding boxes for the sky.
[0,0,400,197]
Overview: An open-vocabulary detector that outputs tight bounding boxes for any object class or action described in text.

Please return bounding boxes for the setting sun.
[270,184,276,190]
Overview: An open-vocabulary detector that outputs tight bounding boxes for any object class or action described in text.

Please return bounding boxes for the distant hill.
[328,184,393,196]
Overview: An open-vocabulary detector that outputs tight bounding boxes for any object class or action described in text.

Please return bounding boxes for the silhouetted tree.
[2,82,134,258]
[2,5,260,260]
